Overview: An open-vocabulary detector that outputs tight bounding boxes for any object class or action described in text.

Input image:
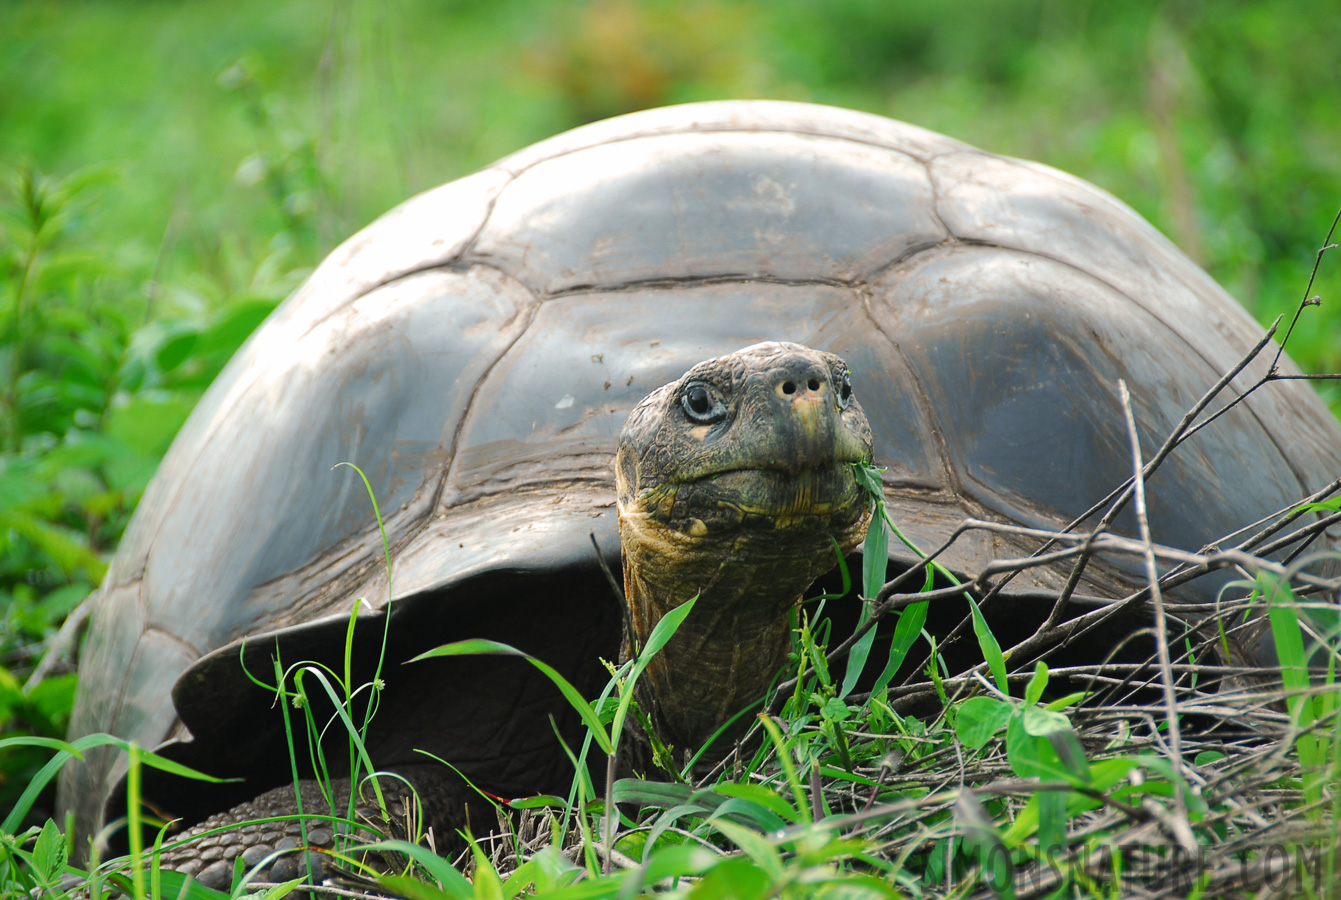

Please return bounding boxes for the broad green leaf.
[605,846,718,900]
[0,460,47,509]
[1007,759,1138,844]
[821,696,852,721]
[850,461,885,496]
[376,875,462,900]
[104,394,196,459]
[1045,729,1092,784]
[512,879,620,900]
[1004,789,1094,847]
[1087,757,1139,789]
[1021,705,1070,737]
[1008,710,1090,785]
[525,844,584,894]
[0,510,106,582]
[955,696,1012,750]
[1006,715,1059,782]
[32,818,66,880]
[644,801,716,862]
[612,781,788,833]
[502,859,542,898]
[796,872,903,897]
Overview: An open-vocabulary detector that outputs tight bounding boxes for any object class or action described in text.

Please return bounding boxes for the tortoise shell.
[61,100,1341,842]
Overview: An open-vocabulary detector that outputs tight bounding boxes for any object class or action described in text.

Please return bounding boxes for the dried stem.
[1119,378,1188,832]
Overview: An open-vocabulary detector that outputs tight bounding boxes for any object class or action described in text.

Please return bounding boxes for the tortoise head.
[615,341,874,756]
[617,341,873,532]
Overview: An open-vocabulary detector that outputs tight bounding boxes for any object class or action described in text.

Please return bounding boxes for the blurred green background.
[1,0,1338,811]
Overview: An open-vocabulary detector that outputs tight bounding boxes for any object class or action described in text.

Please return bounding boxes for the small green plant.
[1259,568,1340,809]
[0,164,286,826]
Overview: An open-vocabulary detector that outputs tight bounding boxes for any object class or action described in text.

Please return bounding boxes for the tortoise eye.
[681,381,727,424]
[837,370,853,409]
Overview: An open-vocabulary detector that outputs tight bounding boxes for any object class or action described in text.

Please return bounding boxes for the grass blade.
[612,596,697,748]
[0,733,231,833]
[870,598,928,696]
[840,509,888,698]
[967,595,1009,696]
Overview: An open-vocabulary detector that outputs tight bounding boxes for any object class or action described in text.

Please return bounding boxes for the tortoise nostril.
[778,372,828,399]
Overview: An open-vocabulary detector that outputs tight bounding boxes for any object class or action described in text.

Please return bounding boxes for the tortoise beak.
[756,356,867,475]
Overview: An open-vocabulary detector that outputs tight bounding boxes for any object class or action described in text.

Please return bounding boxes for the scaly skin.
[616,342,874,757]
[153,764,476,890]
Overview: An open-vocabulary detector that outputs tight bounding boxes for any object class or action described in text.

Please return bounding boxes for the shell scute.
[473,132,944,293]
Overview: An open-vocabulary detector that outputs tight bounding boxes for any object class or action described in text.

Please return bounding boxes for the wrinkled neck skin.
[618,506,862,760]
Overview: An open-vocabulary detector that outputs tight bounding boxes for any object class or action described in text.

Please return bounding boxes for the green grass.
[7,460,1338,898]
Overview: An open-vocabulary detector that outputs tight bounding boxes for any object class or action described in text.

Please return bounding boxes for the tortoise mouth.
[678,450,868,482]
[676,462,866,519]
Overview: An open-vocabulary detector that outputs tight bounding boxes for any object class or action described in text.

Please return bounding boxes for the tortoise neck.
[618,512,825,757]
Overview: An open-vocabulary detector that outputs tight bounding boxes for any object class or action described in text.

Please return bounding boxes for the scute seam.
[141,624,203,660]
[292,169,518,342]
[541,272,855,299]
[852,280,962,501]
[491,122,966,177]
[923,238,1311,497]
[436,299,543,506]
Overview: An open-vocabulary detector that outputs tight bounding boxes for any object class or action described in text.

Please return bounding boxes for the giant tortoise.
[60,101,1341,878]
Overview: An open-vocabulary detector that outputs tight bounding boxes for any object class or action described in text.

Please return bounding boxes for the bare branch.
[1119,379,1187,812]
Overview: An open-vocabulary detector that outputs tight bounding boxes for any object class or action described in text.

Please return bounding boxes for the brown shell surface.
[61,101,1341,842]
